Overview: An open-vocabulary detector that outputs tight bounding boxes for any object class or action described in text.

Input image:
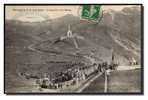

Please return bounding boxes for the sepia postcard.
[4,4,143,94]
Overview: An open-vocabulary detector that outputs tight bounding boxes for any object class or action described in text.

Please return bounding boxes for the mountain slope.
[5,7,141,68]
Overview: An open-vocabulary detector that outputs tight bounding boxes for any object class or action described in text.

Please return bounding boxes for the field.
[82,69,141,93]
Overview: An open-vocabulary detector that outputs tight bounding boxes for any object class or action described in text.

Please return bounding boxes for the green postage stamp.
[81,5,102,22]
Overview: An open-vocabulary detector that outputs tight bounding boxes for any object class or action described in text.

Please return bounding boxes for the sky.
[5,5,140,22]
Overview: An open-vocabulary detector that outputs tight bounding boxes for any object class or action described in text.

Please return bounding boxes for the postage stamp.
[81,5,102,22]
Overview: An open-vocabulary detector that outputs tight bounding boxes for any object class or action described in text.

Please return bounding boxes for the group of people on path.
[36,61,118,90]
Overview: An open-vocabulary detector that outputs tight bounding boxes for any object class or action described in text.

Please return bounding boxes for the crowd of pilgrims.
[35,62,118,89]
